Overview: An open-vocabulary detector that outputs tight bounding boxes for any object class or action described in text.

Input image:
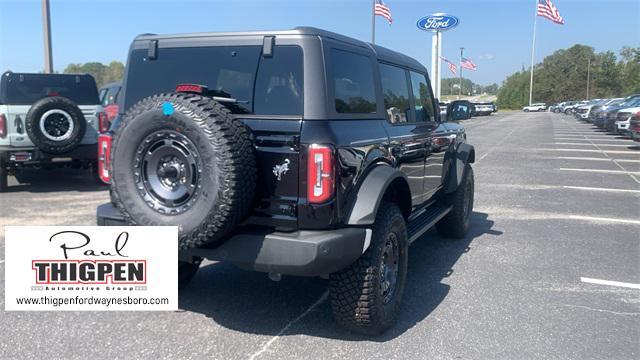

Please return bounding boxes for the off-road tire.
[110,93,256,250]
[178,258,202,289]
[436,164,474,239]
[329,202,408,335]
[25,96,87,154]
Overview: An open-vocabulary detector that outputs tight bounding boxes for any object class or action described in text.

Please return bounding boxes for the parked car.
[0,71,105,192]
[523,103,547,112]
[472,102,495,116]
[629,115,640,142]
[572,99,600,120]
[614,107,640,135]
[590,98,624,124]
[96,27,476,334]
[98,81,121,125]
[600,95,640,131]
[557,101,578,113]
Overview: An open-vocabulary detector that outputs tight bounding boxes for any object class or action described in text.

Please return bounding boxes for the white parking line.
[476,207,640,225]
[580,277,640,290]
[550,143,633,147]
[536,148,639,154]
[552,156,609,161]
[249,291,328,360]
[554,137,634,142]
[563,186,640,194]
[558,168,640,175]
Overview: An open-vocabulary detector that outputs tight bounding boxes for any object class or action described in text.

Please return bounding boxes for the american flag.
[537,0,564,25]
[439,56,458,76]
[461,58,477,71]
[374,0,392,25]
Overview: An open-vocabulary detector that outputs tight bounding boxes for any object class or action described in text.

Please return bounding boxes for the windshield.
[0,73,99,105]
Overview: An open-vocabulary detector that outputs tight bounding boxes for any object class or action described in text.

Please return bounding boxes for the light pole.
[586,57,592,100]
[42,0,53,73]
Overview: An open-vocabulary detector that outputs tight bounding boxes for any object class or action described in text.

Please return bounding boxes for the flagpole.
[529,0,538,106]
[371,0,376,44]
[459,47,464,99]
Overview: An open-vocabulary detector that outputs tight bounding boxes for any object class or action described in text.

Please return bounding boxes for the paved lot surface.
[1,111,639,359]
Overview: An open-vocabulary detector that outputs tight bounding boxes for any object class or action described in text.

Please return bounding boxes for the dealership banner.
[4,226,178,311]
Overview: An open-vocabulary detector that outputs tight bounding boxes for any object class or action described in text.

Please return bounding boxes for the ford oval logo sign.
[417,13,460,32]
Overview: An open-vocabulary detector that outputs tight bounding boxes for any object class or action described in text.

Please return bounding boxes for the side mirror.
[447,100,472,121]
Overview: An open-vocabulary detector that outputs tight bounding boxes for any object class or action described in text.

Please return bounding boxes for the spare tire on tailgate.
[110,93,256,250]
[25,96,87,154]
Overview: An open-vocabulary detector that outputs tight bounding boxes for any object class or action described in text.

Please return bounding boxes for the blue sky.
[0,0,638,85]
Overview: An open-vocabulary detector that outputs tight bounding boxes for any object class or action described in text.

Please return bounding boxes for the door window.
[409,71,436,123]
[379,63,411,124]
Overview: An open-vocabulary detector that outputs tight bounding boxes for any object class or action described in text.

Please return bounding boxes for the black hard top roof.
[134,26,426,73]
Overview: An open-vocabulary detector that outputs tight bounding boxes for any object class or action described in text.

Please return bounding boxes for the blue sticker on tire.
[162,102,174,116]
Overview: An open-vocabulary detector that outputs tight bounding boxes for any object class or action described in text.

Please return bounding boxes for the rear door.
[378,63,429,209]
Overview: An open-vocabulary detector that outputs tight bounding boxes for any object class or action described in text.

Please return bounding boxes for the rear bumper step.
[97,203,368,277]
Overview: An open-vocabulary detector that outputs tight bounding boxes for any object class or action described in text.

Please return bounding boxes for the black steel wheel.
[134,130,202,215]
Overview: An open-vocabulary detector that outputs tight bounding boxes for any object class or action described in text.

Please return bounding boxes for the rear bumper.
[0,144,97,166]
[97,203,369,277]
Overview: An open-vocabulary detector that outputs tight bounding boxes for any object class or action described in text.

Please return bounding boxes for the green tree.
[497,45,640,109]
[63,61,124,88]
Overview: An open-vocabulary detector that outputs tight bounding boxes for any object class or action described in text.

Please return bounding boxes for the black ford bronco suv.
[97,27,475,334]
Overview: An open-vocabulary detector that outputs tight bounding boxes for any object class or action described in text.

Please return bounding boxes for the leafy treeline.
[441,78,498,96]
[497,45,640,109]
[63,61,124,88]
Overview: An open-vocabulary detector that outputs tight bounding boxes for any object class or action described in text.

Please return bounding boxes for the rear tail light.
[307,145,334,204]
[0,113,6,138]
[97,134,112,184]
[98,112,110,133]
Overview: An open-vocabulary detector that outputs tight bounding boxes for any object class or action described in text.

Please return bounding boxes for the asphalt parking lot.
[1,111,638,359]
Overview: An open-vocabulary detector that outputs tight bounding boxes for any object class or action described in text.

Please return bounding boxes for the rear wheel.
[437,164,474,239]
[329,202,408,335]
[524,109,529,112]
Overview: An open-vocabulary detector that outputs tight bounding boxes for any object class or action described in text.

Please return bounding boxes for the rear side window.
[409,71,436,123]
[253,46,303,116]
[379,63,411,124]
[330,49,376,114]
[124,45,304,116]
[0,74,99,105]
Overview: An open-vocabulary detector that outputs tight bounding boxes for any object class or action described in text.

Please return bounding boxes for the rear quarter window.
[330,49,376,114]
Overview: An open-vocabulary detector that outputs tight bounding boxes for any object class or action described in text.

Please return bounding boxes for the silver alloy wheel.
[39,109,74,141]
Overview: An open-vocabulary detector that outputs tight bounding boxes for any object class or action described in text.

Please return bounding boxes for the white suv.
[0,72,105,191]
[523,103,547,112]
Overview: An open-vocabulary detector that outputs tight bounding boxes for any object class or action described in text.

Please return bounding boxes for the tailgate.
[239,118,302,231]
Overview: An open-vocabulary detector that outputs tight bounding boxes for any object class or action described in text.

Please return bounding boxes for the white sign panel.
[5,226,178,311]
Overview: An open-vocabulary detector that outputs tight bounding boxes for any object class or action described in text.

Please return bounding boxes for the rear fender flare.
[346,166,410,225]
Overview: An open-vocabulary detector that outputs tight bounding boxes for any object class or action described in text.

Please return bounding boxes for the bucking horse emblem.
[272,159,291,181]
